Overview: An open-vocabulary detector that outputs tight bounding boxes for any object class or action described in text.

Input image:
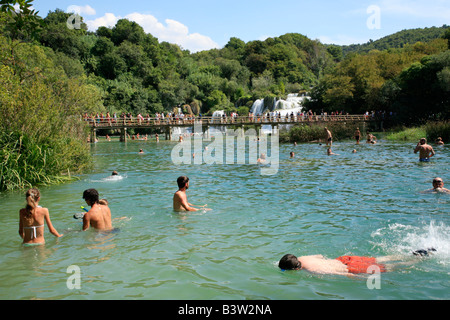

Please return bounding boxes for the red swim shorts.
[336,256,387,274]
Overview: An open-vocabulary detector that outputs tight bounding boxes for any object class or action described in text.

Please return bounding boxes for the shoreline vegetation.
[280,121,450,144]
[0,2,448,191]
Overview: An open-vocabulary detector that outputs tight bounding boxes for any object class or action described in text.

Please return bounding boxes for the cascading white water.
[210,110,227,135]
[250,99,265,115]
[250,93,309,117]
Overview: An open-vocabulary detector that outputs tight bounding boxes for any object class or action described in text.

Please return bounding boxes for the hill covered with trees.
[0,0,449,190]
[341,25,449,55]
[2,6,448,122]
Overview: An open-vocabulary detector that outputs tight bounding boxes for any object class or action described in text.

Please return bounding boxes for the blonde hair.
[25,188,40,216]
[99,198,109,205]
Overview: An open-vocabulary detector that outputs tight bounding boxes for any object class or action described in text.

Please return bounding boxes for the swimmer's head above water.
[177,176,189,189]
[278,254,301,270]
[83,188,99,205]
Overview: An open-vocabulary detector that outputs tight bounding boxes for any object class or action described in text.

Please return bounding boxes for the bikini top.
[23,206,44,239]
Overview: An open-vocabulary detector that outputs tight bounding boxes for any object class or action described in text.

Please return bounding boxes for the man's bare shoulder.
[174,190,186,198]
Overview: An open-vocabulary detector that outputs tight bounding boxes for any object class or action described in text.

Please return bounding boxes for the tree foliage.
[0,1,448,190]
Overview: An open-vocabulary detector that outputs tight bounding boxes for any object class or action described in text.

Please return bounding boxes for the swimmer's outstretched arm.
[189,203,208,208]
[189,203,211,211]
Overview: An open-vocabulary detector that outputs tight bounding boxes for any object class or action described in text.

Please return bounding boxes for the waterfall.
[250,93,309,117]
[210,110,227,135]
[250,99,265,115]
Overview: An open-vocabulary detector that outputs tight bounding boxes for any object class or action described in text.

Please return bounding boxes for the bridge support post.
[90,128,96,143]
[120,128,127,142]
[165,127,172,141]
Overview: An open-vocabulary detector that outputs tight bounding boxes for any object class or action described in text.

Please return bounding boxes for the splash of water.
[371,220,450,264]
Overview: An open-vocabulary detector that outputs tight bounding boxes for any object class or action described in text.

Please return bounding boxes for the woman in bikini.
[19,188,62,245]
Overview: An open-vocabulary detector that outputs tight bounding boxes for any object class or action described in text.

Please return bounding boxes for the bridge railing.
[84,114,368,128]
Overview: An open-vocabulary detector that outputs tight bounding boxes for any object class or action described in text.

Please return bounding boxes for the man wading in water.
[173,176,209,212]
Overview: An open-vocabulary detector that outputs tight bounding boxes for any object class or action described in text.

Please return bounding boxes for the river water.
[0,135,449,300]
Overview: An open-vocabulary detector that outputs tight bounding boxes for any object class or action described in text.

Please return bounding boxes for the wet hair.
[433,177,443,184]
[83,188,99,204]
[112,171,118,175]
[278,254,301,270]
[420,138,427,144]
[25,188,40,216]
[177,176,189,189]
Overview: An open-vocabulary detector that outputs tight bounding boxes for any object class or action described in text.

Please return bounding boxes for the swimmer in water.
[414,138,435,162]
[19,188,62,245]
[82,188,113,231]
[278,250,435,276]
[257,153,266,163]
[173,176,209,212]
[327,147,339,156]
[421,177,450,194]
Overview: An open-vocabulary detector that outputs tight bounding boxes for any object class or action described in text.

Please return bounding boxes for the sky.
[31,0,450,52]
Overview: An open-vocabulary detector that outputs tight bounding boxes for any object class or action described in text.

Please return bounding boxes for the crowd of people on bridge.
[82,109,386,127]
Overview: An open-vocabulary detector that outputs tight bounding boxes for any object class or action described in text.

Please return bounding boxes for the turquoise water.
[0,137,449,300]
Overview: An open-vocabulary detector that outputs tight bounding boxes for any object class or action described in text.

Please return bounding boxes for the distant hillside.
[341,25,449,55]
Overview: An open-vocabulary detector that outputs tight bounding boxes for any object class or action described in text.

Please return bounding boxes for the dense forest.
[2,6,449,120]
[0,0,449,190]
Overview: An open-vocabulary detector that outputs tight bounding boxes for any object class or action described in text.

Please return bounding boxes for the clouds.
[67,5,96,16]
[79,8,219,52]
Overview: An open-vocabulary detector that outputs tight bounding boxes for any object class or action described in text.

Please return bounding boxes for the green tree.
[111,19,146,46]
[0,0,43,41]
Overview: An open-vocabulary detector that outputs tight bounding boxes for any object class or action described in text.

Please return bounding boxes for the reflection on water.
[0,139,449,300]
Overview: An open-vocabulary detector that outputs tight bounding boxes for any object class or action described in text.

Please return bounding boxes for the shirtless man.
[414,138,435,162]
[278,251,433,276]
[173,176,208,212]
[82,188,112,231]
[324,127,332,146]
[422,177,450,194]
[354,127,361,145]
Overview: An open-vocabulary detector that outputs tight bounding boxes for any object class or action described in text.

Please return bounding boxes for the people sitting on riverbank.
[19,188,63,245]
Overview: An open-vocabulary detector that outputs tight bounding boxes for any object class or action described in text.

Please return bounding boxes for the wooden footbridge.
[85,114,370,142]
